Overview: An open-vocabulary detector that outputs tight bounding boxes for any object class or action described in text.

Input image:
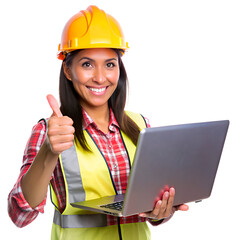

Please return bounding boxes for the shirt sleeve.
[147,214,173,226]
[8,119,47,228]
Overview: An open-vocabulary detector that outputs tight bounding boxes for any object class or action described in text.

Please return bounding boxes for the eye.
[106,62,116,68]
[82,61,92,68]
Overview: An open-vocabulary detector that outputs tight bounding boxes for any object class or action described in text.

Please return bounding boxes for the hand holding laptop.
[139,187,189,220]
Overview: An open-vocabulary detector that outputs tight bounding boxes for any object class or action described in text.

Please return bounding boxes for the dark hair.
[59,49,140,151]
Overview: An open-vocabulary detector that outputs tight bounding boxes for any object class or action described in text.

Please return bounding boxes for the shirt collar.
[82,108,120,131]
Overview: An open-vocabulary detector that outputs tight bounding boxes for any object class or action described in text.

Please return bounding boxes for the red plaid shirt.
[8,109,153,228]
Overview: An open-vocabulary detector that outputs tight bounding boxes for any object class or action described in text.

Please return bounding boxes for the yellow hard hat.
[57,5,129,60]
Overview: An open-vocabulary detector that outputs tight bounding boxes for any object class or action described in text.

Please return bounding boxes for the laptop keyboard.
[100,201,123,211]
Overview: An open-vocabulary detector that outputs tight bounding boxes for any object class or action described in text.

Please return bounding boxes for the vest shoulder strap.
[125,111,147,130]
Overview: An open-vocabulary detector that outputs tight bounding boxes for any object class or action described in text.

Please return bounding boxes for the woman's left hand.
[139,187,189,220]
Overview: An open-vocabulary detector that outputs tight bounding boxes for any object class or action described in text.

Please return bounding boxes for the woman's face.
[64,48,120,111]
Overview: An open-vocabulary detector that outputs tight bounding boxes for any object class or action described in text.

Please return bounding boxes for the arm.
[21,95,74,209]
[21,139,59,209]
[8,95,74,227]
[8,120,48,227]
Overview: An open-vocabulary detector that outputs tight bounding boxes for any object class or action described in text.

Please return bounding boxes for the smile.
[86,86,109,96]
[88,87,107,93]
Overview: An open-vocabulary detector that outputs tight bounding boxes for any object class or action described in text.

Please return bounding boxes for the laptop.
[71,120,229,217]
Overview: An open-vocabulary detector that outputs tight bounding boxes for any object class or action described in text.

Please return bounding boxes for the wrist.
[41,140,59,166]
[44,139,59,154]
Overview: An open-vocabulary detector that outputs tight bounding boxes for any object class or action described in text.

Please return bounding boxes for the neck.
[82,104,110,133]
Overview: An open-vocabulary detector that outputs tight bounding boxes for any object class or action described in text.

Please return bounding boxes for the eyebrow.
[79,57,118,62]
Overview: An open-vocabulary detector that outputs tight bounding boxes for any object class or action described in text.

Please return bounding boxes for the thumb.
[46,94,63,117]
[176,204,189,211]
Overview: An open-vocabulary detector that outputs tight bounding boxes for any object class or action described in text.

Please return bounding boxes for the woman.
[8,5,188,240]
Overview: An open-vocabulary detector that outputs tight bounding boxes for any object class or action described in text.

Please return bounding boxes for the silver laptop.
[71,120,229,217]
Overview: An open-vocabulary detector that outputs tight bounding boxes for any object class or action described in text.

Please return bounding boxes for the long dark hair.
[59,49,140,151]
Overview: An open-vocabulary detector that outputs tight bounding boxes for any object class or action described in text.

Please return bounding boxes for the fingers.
[47,94,63,117]
[139,188,190,220]
[149,200,162,218]
[165,188,175,214]
[139,187,176,220]
[48,127,75,142]
[48,116,74,130]
[47,140,74,154]
[47,117,75,154]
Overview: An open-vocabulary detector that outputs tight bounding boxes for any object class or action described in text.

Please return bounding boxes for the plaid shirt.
[8,109,155,228]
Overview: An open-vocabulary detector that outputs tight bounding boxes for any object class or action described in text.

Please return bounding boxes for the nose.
[93,66,106,84]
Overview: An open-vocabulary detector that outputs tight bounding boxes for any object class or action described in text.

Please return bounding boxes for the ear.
[63,62,72,81]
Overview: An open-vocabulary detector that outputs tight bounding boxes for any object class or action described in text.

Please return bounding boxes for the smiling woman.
[60,47,141,150]
[8,5,188,240]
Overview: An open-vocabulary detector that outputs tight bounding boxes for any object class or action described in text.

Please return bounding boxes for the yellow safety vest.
[50,112,151,240]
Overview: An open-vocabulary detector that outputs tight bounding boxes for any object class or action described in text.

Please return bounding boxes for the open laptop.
[71,120,229,217]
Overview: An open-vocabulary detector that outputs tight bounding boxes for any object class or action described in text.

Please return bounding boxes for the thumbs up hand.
[46,94,75,155]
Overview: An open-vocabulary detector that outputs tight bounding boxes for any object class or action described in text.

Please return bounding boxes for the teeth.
[89,87,106,93]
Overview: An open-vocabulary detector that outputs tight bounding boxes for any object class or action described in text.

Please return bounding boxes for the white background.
[1,0,239,239]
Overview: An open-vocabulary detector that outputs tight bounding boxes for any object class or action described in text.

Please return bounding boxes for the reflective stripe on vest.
[61,142,85,204]
[53,210,107,228]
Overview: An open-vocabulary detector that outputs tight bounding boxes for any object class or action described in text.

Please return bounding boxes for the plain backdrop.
[1,0,239,239]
